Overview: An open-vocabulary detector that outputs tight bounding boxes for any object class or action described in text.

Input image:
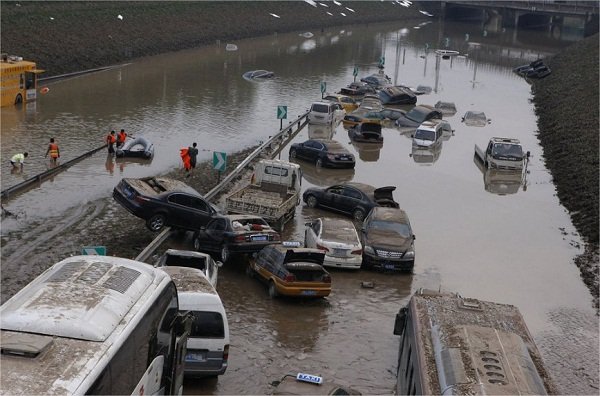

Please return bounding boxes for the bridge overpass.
[440,1,599,38]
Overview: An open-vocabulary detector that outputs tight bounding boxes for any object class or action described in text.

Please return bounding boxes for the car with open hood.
[348,122,383,143]
[360,207,415,272]
[247,243,331,298]
[302,182,399,222]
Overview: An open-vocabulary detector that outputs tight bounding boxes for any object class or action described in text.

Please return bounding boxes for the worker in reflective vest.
[117,129,127,148]
[45,138,60,163]
[106,130,117,154]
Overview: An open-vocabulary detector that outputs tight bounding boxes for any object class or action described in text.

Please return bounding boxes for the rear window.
[190,311,224,338]
[288,268,327,282]
[311,103,330,113]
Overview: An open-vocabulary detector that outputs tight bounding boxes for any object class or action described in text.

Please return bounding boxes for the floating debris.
[225,43,238,51]
[361,281,374,289]
[117,14,123,20]
[269,12,280,18]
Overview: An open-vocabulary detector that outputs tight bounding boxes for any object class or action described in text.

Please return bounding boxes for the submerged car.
[289,139,355,169]
[338,81,377,97]
[323,93,359,113]
[434,101,457,116]
[193,214,280,263]
[247,244,331,298]
[377,86,417,105]
[113,177,219,232]
[360,207,415,272]
[412,119,453,148]
[243,69,275,79]
[462,111,490,126]
[348,122,383,143]
[342,108,384,127]
[308,101,345,125]
[154,248,222,287]
[360,72,392,89]
[394,105,443,129]
[304,217,363,270]
[303,182,399,222]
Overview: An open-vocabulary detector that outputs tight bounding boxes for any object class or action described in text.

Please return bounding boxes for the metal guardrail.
[1,144,108,201]
[134,111,309,262]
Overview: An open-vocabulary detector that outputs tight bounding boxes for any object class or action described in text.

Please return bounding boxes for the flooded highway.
[1,20,598,395]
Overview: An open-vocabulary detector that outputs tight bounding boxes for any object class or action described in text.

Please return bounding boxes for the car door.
[166,193,195,228]
[338,186,364,214]
[310,141,326,163]
[199,218,227,252]
[320,186,344,210]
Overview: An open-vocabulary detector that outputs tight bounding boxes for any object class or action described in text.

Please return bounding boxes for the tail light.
[223,344,229,363]
[322,274,332,283]
[316,243,330,252]
[351,248,362,255]
[234,235,247,242]
[284,274,296,282]
[134,195,148,203]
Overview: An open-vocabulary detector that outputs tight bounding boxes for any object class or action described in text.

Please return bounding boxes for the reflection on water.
[473,155,528,195]
[411,143,442,165]
[307,124,335,140]
[349,139,383,162]
[295,160,355,187]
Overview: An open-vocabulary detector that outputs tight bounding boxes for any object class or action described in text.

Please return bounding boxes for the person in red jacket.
[106,130,117,154]
[45,138,60,164]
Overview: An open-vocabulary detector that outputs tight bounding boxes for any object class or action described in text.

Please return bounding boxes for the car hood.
[365,229,412,251]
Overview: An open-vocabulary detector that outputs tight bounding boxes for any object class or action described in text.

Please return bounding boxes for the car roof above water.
[125,176,200,197]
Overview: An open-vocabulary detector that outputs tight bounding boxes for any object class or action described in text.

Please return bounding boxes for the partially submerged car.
[247,243,331,298]
[394,105,442,129]
[377,86,417,105]
[360,72,392,89]
[304,217,363,270]
[348,122,383,143]
[412,119,453,148]
[289,139,356,169]
[242,69,275,80]
[308,101,345,126]
[461,110,490,127]
[338,81,377,97]
[342,108,384,128]
[360,207,415,272]
[271,373,361,395]
[474,137,529,170]
[303,182,399,222]
[323,93,359,113]
[113,177,219,232]
[154,248,222,287]
[192,214,281,263]
[434,101,457,116]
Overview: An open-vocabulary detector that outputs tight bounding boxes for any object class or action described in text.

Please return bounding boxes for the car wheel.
[146,213,166,232]
[316,158,323,168]
[352,208,365,222]
[306,195,318,208]
[220,245,230,263]
[268,281,278,298]
[289,149,297,159]
[245,264,254,278]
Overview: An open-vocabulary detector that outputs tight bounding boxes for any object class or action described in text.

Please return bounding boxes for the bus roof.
[0,256,173,394]
[409,290,557,395]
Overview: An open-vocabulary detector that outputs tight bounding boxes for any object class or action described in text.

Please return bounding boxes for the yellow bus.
[0,54,44,107]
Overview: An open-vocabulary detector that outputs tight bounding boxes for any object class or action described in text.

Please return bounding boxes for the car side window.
[315,142,325,151]
[208,219,226,231]
[189,196,209,212]
[327,186,343,195]
[343,187,362,200]
[168,193,190,207]
[306,141,317,149]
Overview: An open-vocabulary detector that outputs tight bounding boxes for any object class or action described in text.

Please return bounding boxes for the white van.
[159,266,230,378]
[412,119,452,148]
[308,101,345,125]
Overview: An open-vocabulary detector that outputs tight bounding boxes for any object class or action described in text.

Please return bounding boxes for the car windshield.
[404,108,428,123]
[414,129,435,141]
[312,103,330,113]
[370,220,412,238]
[492,143,523,158]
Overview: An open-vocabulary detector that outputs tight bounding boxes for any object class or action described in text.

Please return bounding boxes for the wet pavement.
[1,21,598,395]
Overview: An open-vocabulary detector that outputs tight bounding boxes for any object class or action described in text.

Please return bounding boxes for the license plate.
[301,290,317,296]
[332,248,347,256]
[124,186,134,198]
[185,352,205,362]
[384,264,395,270]
[297,373,323,384]
[252,235,268,241]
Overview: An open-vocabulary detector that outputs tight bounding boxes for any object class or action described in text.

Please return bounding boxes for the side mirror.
[526,151,531,158]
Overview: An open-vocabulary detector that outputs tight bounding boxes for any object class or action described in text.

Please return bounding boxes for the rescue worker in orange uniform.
[45,138,60,164]
[117,129,127,148]
[180,147,191,176]
[106,130,117,154]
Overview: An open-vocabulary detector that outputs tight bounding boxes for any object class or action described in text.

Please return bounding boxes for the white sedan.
[304,217,363,270]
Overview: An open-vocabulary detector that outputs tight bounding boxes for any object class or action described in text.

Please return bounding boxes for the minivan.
[308,101,345,125]
[412,119,452,148]
[159,266,230,378]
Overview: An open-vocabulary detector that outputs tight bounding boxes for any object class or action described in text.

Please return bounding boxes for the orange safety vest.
[48,143,59,158]
[106,134,116,144]
[117,131,127,143]
[180,148,191,171]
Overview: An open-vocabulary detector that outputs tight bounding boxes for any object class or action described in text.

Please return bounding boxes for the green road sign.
[379,56,385,67]
[320,81,326,94]
[277,105,288,120]
[82,246,107,255]
[353,65,358,77]
[213,151,227,172]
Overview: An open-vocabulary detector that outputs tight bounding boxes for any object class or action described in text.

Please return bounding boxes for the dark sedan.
[242,69,275,80]
[193,214,281,262]
[394,105,443,129]
[289,139,355,169]
[113,177,218,232]
[348,122,383,143]
[338,81,377,97]
[303,182,399,222]
[377,86,417,105]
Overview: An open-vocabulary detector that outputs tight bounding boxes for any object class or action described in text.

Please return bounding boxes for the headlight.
[404,250,415,259]
[363,245,375,254]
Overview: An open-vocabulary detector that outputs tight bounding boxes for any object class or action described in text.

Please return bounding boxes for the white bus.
[0,255,191,395]
[393,289,558,395]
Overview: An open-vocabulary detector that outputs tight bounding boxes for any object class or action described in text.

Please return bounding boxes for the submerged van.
[159,266,230,378]
[308,101,345,126]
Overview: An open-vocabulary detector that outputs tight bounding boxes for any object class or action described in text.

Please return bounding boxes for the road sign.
[320,81,326,94]
[353,65,358,77]
[378,56,385,67]
[213,151,227,172]
[82,246,106,255]
[277,105,287,120]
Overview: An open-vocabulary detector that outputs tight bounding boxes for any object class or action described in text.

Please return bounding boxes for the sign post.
[353,65,358,82]
[277,105,287,129]
[213,151,227,182]
[320,81,326,98]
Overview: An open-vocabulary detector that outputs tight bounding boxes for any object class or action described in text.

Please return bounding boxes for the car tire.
[220,245,230,263]
[146,213,167,232]
[245,264,254,278]
[352,208,366,222]
[316,158,323,168]
[268,281,278,298]
[289,149,297,159]
[306,195,318,208]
